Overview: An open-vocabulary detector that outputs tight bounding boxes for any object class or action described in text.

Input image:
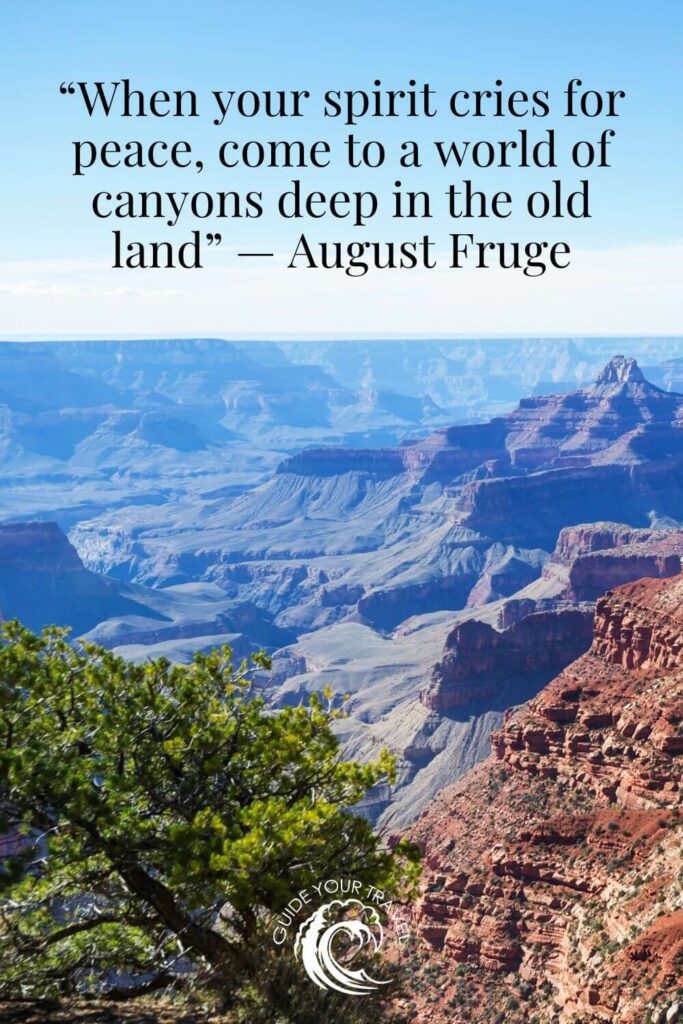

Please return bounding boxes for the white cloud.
[0,281,185,298]
[0,242,681,337]
[0,260,186,300]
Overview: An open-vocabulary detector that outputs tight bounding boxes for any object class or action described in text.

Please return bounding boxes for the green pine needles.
[0,622,420,1021]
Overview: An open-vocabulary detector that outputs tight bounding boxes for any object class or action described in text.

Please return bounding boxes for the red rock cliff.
[591,576,683,671]
[542,523,683,601]
[420,609,593,712]
[395,574,683,1024]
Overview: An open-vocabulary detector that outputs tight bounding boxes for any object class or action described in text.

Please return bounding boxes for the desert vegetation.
[0,622,419,1023]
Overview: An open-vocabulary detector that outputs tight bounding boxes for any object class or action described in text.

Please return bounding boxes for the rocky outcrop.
[420,610,594,712]
[465,554,541,607]
[400,420,510,483]
[549,523,683,601]
[552,522,660,562]
[548,524,683,602]
[591,576,683,671]
[502,354,682,464]
[491,578,683,803]
[594,354,645,384]
[495,596,537,629]
[399,573,683,1024]
[452,358,683,546]
[458,462,683,549]
[358,572,481,631]
[567,547,682,601]
[276,447,405,478]
[0,521,85,572]
[0,522,158,636]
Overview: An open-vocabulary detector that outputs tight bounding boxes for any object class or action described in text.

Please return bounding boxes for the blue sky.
[0,0,681,336]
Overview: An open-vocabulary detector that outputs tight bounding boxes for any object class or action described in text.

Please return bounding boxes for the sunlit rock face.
[404,572,683,1024]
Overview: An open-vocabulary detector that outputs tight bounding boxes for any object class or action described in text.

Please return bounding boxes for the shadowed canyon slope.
[1,343,682,829]
[343,521,682,828]
[261,356,682,824]
[399,573,683,1024]
[71,353,682,635]
[0,521,294,661]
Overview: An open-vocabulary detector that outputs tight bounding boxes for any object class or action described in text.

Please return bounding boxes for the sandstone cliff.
[420,610,594,712]
[549,524,683,602]
[396,574,683,1024]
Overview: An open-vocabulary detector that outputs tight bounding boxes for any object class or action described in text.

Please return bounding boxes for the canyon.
[0,339,681,830]
[342,520,682,827]
[400,573,683,1024]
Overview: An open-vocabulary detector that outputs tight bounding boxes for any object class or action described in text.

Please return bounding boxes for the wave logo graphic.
[294,898,390,995]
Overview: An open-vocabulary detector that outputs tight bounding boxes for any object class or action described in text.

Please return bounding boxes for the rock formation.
[446,356,683,548]
[0,522,152,636]
[397,574,683,1024]
[420,610,594,712]
[548,523,683,602]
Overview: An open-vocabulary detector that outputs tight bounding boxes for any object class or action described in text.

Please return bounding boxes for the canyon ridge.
[0,342,681,828]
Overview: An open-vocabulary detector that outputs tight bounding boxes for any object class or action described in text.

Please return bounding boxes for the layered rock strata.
[397,575,683,1024]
